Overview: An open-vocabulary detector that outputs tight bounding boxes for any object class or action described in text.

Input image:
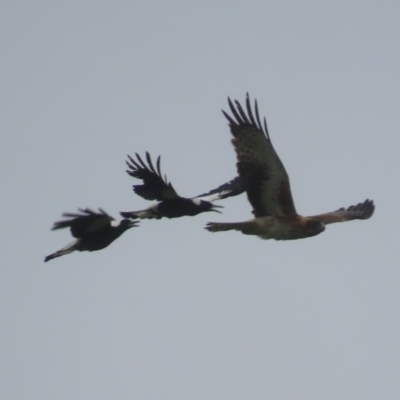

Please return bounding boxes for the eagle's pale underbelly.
[206,216,325,241]
[252,217,310,240]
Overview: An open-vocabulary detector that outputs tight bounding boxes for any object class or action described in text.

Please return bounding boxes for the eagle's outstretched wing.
[51,208,113,238]
[126,152,179,201]
[309,199,375,225]
[223,94,296,217]
[194,176,244,202]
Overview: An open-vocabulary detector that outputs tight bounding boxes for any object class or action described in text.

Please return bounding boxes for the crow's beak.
[128,220,140,228]
[210,204,224,213]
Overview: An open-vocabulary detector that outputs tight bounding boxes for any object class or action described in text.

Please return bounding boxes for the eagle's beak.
[210,204,224,213]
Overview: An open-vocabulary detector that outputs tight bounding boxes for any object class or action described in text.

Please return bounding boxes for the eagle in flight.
[206,94,374,240]
[44,208,138,262]
[120,152,244,219]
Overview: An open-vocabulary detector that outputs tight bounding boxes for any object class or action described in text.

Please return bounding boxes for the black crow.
[44,208,138,262]
[120,152,244,220]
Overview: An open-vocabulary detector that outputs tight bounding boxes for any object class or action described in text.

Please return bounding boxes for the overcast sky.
[1,1,399,399]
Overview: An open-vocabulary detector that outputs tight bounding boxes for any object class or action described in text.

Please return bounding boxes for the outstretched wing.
[194,176,244,202]
[223,94,296,217]
[126,152,179,201]
[309,199,375,225]
[52,208,113,238]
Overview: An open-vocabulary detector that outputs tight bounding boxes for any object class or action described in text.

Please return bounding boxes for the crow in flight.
[45,208,138,262]
[120,152,244,220]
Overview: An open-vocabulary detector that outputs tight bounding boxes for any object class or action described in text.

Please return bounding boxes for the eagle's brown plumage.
[206,94,375,240]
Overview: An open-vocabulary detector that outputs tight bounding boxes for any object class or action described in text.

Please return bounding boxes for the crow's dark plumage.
[120,152,244,220]
[44,208,138,262]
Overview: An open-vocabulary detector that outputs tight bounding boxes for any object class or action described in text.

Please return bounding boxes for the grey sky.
[1,1,399,399]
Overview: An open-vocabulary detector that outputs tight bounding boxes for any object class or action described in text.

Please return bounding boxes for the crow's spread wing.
[52,208,113,238]
[126,152,179,201]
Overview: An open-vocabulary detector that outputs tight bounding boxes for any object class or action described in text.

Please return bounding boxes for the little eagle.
[205,94,374,240]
